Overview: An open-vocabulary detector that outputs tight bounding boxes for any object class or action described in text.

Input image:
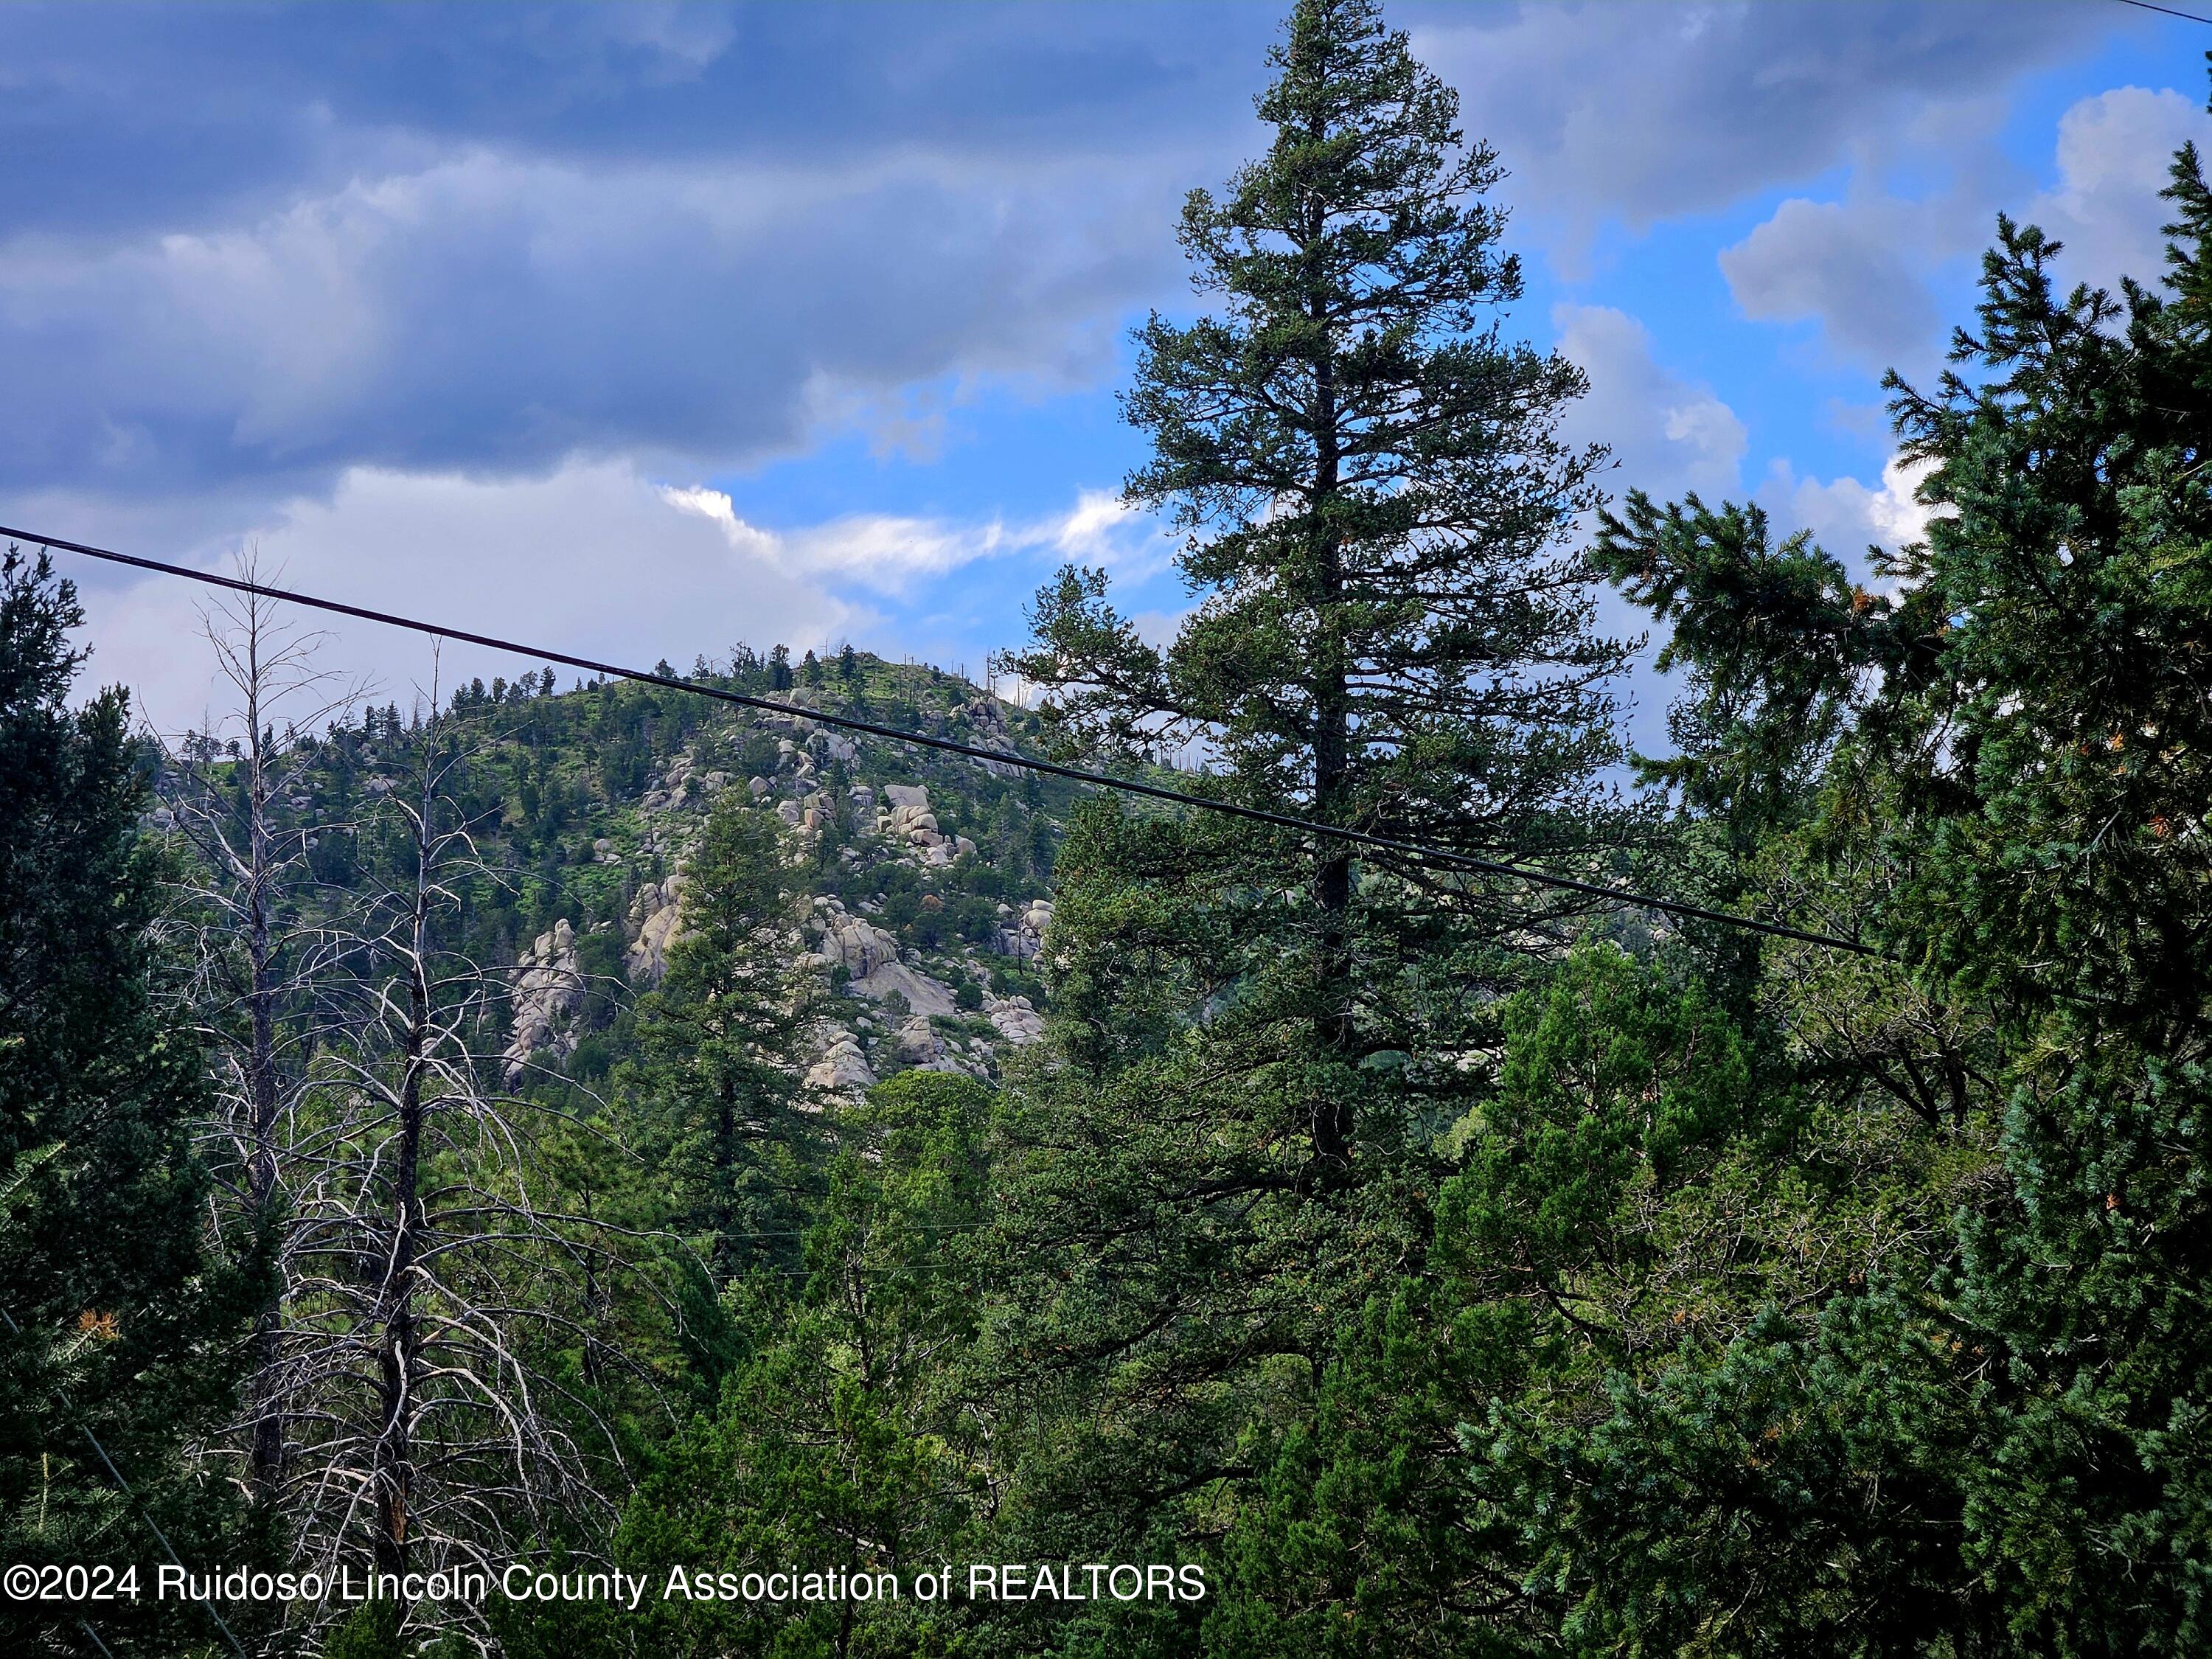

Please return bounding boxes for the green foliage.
[0,551,262,1655]
[1015,0,1629,899]
[613,1073,992,1658]
[324,1601,406,1659]
[37,15,2212,1658]
[986,5,1641,1634]
[620,797,818,1284]
[1565,101,2212,1658]
[1450,945,1750,1295]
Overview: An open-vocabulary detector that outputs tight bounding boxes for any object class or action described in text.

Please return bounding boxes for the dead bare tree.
[149,597,680,1652]
[152,550,366,1495]
[254,662,669,1652]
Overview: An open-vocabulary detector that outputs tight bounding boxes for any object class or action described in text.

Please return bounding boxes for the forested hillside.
[4,3,2210,1657]
[159,646,1071,1101]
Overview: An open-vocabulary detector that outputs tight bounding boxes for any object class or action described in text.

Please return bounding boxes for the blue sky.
[3,0,2206,739]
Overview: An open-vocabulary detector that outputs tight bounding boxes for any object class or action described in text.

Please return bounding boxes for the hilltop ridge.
[163,647,1083,1098]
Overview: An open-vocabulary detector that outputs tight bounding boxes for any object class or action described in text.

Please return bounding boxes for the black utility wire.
[4,522,1879,959]
[2113,0,2212,25]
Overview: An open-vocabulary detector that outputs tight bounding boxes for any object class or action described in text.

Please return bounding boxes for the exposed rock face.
[986,995,1045,1046]
[959,695,1025,778]
[849,959,959,1018]
[803,897,961,1017]
[894,1018,943,1063]
[625,874,687,984]
[1001,898,1054,961]
[883,803,939,841]
[810,899,901,979]
[804,1032,877,1093]
[877,782,965,864]
[506,918,583,1082]
[522,689,1056,1093]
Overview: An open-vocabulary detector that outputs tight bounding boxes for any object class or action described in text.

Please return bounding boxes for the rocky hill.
[170,647,1082,1102]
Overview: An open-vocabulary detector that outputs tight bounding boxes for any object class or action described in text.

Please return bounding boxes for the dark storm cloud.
[0,2,1270,236]
[0,145,1187,495]
[1416,1,2107,232]
[0,1,2125,506]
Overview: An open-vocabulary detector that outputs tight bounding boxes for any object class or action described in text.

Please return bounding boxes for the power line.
[2113,0,2212,24]
[4,522,1879,959]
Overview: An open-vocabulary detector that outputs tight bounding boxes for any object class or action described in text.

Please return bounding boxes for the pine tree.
[1008,0,1629,1169]
[987,0,1632,1618]
[611,1074,990,1659]
[620,797,816,1286]
[1567,108,2212,1655]
[0,550,262,1655]
[1864,133,2212,1654]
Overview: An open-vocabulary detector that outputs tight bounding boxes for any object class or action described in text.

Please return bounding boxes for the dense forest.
[4,2,2211,1655]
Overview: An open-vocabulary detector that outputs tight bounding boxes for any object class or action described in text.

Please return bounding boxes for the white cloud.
[1050,490,1137,560]
[1716,83,2212,373]
[2029,86,2212,297]
[1411,0,2101,260]
[659,486,1002,590]
[0,142,1185,501]
[1554,303,1747,504]
[659,482,1178,597]
[1763,452,1941,574]
[1042,489,1181,580]
[52,461,1181,737]
[1719,194,1950,369]
[83,459,863,734]
[1547,303,1750,759]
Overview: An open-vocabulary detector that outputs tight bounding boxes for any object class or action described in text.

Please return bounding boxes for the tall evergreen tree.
[988,0,1632,1615]
[610,1073,992,1659]
[1008,0,1629,1162]
[621,797,817,1288]
[1562,112,2212,1655]
[0,550,260,1655]
[1863,134,2212,1654]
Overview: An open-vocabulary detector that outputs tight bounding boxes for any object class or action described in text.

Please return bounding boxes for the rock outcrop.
[506,918,583,1082]
[625,874,687,984]
[876,782,968,866]
[804,1031,877,1093]
[808,898,901,979]
[986,995,1045,1046]
[894,1018,944,1064]
[849,959,959,1018]
[1000,898,1054,961]
[958,695,1025,778]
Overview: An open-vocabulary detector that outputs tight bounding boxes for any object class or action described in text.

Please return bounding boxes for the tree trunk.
[372,785,435,1574]
[1308,220,1356,1175]
[242,619,288,1491]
